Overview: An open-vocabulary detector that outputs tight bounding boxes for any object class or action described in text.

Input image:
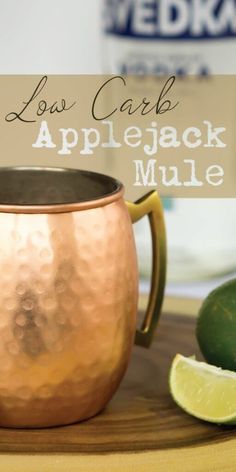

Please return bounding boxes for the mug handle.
[126,191,167,348]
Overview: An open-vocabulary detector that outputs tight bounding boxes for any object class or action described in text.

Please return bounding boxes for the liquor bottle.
[102,0,236,281]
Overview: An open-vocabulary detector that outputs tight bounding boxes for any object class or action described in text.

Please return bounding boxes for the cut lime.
[169,354,236,425]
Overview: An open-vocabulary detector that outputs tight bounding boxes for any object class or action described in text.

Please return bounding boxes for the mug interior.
[0,167,121,206]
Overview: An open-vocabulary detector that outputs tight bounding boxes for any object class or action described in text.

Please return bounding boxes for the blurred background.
[0,1,102,74]
[0,0,236,310]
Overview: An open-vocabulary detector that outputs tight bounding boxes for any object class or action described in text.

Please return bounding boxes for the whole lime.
[196,279,236,371]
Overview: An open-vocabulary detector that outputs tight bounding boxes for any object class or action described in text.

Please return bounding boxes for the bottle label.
[103,0,236,74]
[104,0,236,40]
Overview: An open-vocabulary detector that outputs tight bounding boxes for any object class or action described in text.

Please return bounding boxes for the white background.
[0,0,102,73]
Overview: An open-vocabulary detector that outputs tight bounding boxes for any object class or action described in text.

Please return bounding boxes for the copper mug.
[0,167,166,427]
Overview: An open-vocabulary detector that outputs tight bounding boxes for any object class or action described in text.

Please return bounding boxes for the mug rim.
[0,166,124,214]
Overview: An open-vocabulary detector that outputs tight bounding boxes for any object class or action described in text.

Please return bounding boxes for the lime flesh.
[170,354,236,424]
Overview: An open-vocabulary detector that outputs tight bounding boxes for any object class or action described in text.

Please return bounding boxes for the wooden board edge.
[1,438,236,472]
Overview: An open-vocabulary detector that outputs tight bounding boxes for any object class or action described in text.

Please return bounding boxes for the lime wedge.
[169,354,236,424]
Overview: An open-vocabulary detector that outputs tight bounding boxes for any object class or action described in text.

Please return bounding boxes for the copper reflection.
[0,195,138,427]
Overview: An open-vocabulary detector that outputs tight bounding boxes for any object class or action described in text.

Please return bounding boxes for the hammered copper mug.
[0,166,166,427]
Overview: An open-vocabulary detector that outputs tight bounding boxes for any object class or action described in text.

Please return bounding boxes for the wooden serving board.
[0,312,234,456]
